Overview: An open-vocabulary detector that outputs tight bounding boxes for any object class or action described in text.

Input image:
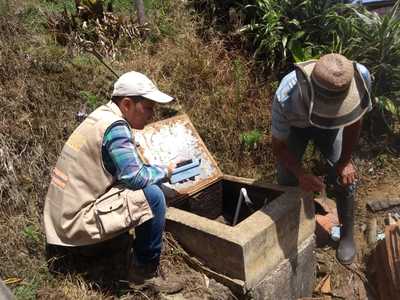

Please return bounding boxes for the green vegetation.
[240,0,337,69]
[2,0,400,298]
[0,0,272,298]
[337,3,400,130]
[80,90,101,109]
[196,0,400,132]
[22,225,41,244]
[240,129,262,149]
[14,279,40,300]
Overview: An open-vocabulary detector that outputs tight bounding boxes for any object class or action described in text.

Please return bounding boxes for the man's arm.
[103,122,170,189]
[335,63,372,185]
[272,136,325,192]
[271,76,324,193]
[336,119,362,185]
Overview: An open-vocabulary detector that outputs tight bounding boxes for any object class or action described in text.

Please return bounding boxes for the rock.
[367,198,400,212]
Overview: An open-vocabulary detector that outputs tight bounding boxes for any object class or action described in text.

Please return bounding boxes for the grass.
[2,0,400,298]
[79,90,102,109]
[0,0,274,298]
[14,283,38,300]
[241,129,263,150]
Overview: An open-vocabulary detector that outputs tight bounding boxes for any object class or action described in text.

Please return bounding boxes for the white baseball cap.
[111,71,174,103]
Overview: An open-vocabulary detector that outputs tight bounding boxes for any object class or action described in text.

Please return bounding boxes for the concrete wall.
[0,279,14,300]
[250,235,315,300]
[166,177,315,298]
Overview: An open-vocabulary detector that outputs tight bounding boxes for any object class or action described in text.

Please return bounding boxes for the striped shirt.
[271,63,372,140]
[102,121,167,190]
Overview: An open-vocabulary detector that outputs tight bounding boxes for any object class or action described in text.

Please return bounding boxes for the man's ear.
[119,97,132,114]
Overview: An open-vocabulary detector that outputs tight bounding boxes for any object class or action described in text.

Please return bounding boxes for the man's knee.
[276,164,299,187]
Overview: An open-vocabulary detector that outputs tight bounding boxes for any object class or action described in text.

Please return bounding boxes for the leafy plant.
[330,2,400,131]
[211,0,400,132]
[80,90,99,109]
[14,280,39,300]
[22,225,41,244]
[238,0,340,71]
[240,129,262,149]
[377,96,400,132]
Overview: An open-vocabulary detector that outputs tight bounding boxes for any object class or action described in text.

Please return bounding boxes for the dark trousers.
[276,126,356,198]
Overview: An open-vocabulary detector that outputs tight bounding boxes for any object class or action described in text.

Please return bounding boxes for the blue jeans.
[134,184,166,265]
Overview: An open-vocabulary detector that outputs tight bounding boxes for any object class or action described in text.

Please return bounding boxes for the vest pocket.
[94,188,132,235]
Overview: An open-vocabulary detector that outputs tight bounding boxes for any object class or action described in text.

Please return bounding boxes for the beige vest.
[44,101,153,246]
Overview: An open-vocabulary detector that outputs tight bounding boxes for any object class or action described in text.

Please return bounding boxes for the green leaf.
[22,225,41,244]
[240,129,262,149]
[379,96,398,115]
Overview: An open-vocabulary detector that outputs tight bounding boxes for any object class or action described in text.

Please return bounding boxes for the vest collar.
[105,101,124,118]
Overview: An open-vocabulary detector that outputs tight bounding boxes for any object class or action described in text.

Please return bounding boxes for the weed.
[14,280,39,300]
[25,40,66,62]
[71,54,95,67]
[113,0,135,13]
[237,0,340,71]
[22,225,41,244]
[39,0,75,14]
[80,90,100,109]
[240,129,262,149]
[0,0,10,16]
[233,59,245,103]
[270,80,279,92]
[12,267,51,300]
[150,0,177,38]
[17,4,46,33]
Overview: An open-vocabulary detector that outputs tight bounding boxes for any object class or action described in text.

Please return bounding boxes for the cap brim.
[142,90,174,103]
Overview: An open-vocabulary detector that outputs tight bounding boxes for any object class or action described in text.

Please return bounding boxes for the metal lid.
[133,114,223,200]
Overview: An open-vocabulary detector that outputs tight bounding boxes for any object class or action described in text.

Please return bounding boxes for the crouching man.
[271,54,372,265]
[44,71,182,293]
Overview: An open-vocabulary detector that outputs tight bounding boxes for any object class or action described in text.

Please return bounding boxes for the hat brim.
[142,90,174,103]
[297,61,370,129]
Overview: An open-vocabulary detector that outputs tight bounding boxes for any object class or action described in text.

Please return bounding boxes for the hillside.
[1,0,400,299]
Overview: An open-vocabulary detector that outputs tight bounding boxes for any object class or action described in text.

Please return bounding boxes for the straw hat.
[295,53,370,129]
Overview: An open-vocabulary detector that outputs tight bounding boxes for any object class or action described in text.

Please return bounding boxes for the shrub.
[238,0,341,72]
[203,0,400,132]
[240,129,262,149]
[329,2,400,131]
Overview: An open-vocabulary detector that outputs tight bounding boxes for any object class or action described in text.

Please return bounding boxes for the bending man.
[271,53,372,264]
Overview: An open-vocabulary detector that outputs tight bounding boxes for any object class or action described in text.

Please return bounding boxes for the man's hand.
[166,161,176,180]
[337,119,361,186]
[298,173,325,193]
[166,160,195,184]
[336,160,357,186]
[272,136,325,193]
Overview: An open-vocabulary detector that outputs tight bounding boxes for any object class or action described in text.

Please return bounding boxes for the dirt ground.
[41,164,399,300]
[1,1,400,299]
[312,163,400,300]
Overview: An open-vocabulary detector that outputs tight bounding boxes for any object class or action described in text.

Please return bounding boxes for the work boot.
[335,182,357,265]
[128,261,183,294]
